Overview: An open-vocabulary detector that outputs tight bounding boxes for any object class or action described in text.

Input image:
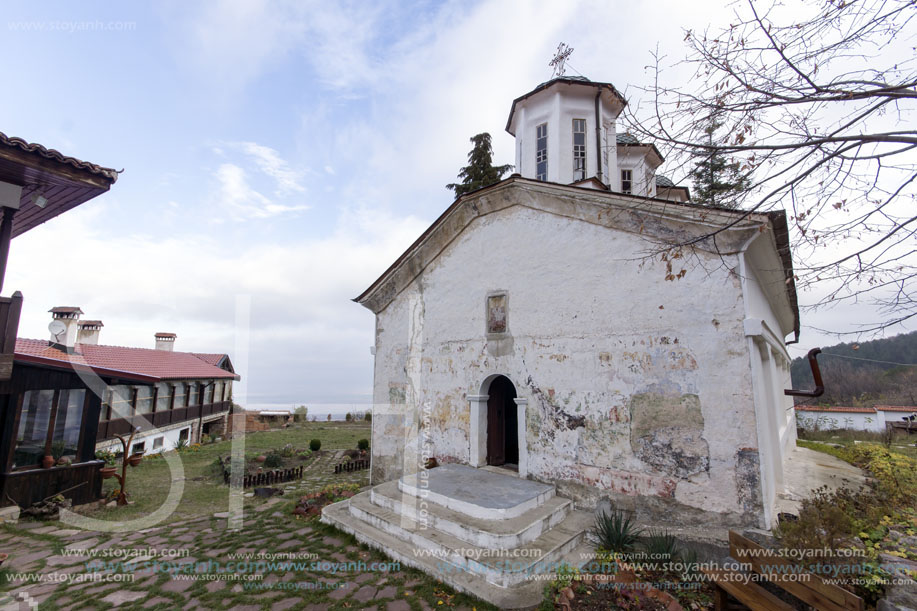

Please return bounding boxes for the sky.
[1,0,911,407]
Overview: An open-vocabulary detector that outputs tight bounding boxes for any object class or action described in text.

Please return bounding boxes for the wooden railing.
[0,291,22,381]
[97,400,231,440]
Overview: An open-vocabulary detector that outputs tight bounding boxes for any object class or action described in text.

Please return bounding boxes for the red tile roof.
[191,353,224,366]
[14,338,239,382]
[875,406,917,412]
[794,406,876,414]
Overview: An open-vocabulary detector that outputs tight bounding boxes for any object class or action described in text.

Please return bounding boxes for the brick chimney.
[77,320,103,346]
[49,307,83,348]
[155,332,176,351]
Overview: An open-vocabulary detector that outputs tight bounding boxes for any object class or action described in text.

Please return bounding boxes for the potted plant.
[126,452,143,467]
[97,450,118,478]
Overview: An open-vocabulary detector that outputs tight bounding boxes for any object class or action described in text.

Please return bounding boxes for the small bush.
[263,452,283,468]
[592,507,642,555]
[297,449,312,459]
[642,529,682,563]
[364,412,372,422]
[280,443,296,458]
[345,412,353,422]
[309,439,322,452]
[175,437,189,452]
[208,433,218,444]
[357,439,369,451]
[95,450,117,466]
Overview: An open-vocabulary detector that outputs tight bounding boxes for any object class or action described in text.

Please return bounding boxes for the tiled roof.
[191,353,225,366]
[0,132,119,183]
[14,338,239,382]
[50,306,84,315]
[616,133,640,145]
[655,175,675,188]
[875,406,917,412]
[794,406,876,414]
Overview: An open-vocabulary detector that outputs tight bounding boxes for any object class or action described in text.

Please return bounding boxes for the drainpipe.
[594,91,603,184]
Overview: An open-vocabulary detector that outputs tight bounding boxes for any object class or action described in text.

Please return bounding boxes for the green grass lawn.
[798,427,917,459]
[75,422,372,524]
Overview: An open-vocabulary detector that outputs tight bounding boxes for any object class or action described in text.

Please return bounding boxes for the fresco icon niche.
[487,293,508,334]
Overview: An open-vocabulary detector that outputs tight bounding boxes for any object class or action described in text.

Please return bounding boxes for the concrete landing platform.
[399,463,554,519]
[777,445,867,516]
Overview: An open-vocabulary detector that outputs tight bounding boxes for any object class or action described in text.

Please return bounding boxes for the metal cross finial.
[549,43,574,77]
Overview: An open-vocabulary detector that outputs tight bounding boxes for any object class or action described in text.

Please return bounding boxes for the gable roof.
[191,352,236,373]
[0,132,119,238]
[14,338,239,383]
[354,175,798,333]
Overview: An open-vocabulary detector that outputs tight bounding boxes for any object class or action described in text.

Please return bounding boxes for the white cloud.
[7,201,428,403]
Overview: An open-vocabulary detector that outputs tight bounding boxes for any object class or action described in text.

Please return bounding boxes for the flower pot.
[41,455,55,469]
[256,455,267,463]
[100,466,117,479]
[56,456,72,466]
[127,453,143,467]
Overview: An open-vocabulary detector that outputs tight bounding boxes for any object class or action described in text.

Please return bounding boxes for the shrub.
[208,433,218,444]
[175,437,189,452]
[345,412,353,422]
[364,412,372,422]
[592,507,642,555]
[309,439,322,452]
[642,529,682,563]
[297,449,312,459]
[326,414,332,421]
[280,443,295,458]
[263,452,283,468]
[96,450,117,466]
[357,439,369,451]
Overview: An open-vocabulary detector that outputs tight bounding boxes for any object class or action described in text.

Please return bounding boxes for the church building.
[325,74,800,606]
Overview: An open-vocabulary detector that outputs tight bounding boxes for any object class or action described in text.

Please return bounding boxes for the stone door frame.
[468,374,528,477]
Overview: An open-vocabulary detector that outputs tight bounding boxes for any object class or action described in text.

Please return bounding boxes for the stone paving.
[0,449,490,610]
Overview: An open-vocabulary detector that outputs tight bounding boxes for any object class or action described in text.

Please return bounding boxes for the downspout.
[594,91,603,184]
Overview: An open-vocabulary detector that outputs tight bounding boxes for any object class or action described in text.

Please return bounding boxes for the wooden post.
[0,207,16,294]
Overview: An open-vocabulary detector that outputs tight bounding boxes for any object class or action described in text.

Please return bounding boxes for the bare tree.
[625,0,917,335]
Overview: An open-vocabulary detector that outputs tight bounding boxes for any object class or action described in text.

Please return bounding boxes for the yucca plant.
[592,508,642,554]
[642,529,682,565]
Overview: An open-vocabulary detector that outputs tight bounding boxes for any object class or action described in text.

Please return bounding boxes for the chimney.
[77,320,103,346]
[155,332,176,351]
[48,307,83,348]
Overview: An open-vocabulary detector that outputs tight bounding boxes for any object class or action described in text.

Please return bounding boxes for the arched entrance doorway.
[486,375,518,467]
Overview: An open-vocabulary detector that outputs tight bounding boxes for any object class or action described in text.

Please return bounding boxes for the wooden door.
[487,391,505,465]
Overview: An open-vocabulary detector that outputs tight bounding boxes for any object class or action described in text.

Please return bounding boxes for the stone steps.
[398,467,555,519]
[346,489,590,588]
[320,464,595,608]
[370,479,573,548]
[323,497,594,609]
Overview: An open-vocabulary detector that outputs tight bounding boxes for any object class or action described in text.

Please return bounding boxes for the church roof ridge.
[354,176,797,335]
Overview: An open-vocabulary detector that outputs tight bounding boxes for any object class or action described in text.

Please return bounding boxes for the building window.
[13,390,54,468]
[178,428,190,443]
[109,386,132,419]
[621,169,632,194]
[153,436,163,449]
[131,441,146,455]
[136,385,153,414]
[572,119,586,181]
[52,389,85,461]
[536,123,548,181]
[188,383,198,407]
[155,383,171,412]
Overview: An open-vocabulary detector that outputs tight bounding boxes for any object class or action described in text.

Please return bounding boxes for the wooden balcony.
[0,292,22,381]
[97,400,232,440]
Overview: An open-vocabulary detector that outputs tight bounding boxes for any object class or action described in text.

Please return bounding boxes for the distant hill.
[790,331,917,406]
